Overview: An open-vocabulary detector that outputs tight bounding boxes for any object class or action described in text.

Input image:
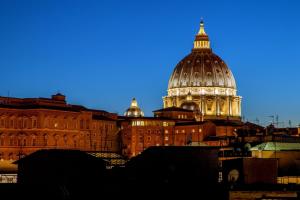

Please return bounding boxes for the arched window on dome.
[173,73,179,87]
[206,71,213,86]
[194,72,200,86]
[182,72,188,86]
[215,67,224,86]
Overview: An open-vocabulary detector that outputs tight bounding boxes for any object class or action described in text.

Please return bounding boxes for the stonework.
[0,94,119,161]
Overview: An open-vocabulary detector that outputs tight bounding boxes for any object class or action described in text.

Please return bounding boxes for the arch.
[43,134,48,146]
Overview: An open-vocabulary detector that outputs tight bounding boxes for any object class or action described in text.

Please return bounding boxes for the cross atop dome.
[198,18,206,35]
[193,19,210,50]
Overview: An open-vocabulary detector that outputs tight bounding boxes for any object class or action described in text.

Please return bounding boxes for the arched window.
[9,135,14,146]
[54,135,59,147]
[86,120,90,129]
[43,134,48,146]
[80,120,84,129]
[10,117,14,128]
[32,135,36,146]
[73,136,78,148]
[0,118,4,127]
[32,118,37,128]
[0,134,4,146]
[23,118,28,129]
[18,118,22,129]
[63,135,68,145]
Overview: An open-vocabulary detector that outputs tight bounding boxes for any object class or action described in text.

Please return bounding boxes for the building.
[163,20,242,121]
[0,21,247,163]
[0,93,119,162]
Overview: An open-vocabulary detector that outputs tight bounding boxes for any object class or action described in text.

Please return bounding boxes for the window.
[139,135,143,143]
[18,119,22,129]
[43,135,48,146]
[165,136,169,141]
[0,137,4,146]
[74,140,77,148]
[32,138,36,146]
[33,119,37,128]
[64,135,68,145]
[147,136,151,142]
[86,120,90,129]
[23,119,27,129]
[165,130,169,134]
[80,120,84,129]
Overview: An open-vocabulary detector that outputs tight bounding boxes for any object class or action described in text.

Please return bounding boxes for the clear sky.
[0,0,299,127]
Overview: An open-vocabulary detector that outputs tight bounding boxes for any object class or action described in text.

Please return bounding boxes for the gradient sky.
[0,0,299,127]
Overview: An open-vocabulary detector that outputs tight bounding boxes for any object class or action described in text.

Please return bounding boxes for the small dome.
[180,92,198,111]
[124,98,144,117]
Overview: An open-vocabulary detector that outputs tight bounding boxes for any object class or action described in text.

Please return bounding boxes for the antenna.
[268,115,275,125]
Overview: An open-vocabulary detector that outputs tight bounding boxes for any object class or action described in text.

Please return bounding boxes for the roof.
[210,120,243,126]
[118,116,175,121]
[92,115,116,121]
[14,149,107,164]
[243,121,265,129]
[251,142,300,151]
[153,107,193,113]
[0,104,86,112]
[175,120,210,126]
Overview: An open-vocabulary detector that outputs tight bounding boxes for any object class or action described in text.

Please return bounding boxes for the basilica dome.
[163,20,242,120]
[168,51,236,91]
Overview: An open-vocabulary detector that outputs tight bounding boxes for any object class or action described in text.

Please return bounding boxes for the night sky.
[0,0,299,126]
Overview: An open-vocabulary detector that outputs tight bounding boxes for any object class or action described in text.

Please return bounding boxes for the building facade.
[0,93,119,161]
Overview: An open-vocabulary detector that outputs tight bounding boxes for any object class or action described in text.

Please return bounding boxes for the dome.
[180,92,198,111]
[168,52,236,90]
[167,20,237,97]
[124,98,144,117]
[163,20,242,121]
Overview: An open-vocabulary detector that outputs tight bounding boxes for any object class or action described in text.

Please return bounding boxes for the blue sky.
[0,0,299,126]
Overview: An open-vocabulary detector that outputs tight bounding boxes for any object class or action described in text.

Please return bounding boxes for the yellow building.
[163,20,242,121]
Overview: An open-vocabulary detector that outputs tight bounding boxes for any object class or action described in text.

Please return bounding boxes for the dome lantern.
[193,19,210,50]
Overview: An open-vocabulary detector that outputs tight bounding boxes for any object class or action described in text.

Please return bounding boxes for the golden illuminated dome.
[124,98,144,117]
[163,20,242,120]
[168,20,237,96]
